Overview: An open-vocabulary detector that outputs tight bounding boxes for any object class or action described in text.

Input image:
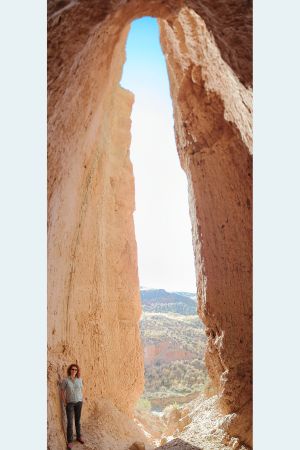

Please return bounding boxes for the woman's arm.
[60,388,66,405]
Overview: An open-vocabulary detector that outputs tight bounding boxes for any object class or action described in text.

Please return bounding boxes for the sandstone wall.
[48,1,252,448]
[48,21,144,449]
[159,9,252,446]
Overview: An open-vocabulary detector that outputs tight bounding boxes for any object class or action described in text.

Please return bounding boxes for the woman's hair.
[67,363,80,378]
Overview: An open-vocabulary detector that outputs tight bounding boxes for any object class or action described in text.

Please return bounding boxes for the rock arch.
[48,0,252,448]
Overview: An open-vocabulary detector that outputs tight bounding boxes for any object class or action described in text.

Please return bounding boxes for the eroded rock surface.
[156,395,250,450]
[48,0,252,448]
[48,25,144,448]
[159,8,252,446]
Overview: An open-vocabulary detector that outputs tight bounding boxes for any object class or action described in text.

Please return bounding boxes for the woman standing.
[61,364,85,449]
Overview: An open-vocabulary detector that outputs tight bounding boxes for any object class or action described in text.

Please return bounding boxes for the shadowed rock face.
[48,0,252,448]
[156,438,202,449]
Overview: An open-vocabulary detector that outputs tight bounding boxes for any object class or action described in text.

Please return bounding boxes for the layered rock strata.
[48,0,252,448]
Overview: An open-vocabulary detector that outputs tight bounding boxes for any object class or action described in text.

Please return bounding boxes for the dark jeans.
[66,401,82,443]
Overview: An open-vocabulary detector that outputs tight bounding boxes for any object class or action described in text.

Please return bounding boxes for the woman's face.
[70,366,78,378]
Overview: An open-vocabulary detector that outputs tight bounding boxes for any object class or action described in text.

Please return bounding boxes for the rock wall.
[48,0,252,448]
[48,20,144,448]
[159,8,252,446]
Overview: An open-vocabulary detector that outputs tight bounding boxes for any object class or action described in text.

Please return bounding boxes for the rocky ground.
[155,395,250,450]
[66,394,250,450]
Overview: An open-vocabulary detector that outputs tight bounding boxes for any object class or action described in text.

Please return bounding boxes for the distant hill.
[140,312,206,357]
[140,288,197,315]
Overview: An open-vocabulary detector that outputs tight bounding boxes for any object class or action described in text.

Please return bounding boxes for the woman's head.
[67,363,80,378]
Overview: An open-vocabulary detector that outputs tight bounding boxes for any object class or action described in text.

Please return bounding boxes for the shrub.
[136,397,152,411]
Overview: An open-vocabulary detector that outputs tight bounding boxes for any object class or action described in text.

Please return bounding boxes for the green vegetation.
[140,312,206,355]
[139,289,211,408]
[144,358,209,399]
[142,302,197,315]
[136,397,152,411]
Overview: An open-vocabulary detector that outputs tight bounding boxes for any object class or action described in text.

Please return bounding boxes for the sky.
[120,17,196,293]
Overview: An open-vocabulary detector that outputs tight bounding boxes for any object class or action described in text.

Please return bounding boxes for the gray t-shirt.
[61,377,83,403]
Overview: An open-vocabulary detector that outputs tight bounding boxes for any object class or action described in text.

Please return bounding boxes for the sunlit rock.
[48,0,252,448]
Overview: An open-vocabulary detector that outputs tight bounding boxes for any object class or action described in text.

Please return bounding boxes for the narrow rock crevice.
[48,1,252,448]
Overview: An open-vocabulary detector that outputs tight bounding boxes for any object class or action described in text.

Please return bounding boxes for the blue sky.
[121,17,170,98]
[121,18,196,292]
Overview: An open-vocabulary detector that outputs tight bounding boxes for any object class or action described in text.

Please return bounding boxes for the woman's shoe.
[77,436,85,444]
[67,443,73,449]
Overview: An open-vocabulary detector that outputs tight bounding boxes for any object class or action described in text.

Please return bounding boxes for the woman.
[61,363,85,449]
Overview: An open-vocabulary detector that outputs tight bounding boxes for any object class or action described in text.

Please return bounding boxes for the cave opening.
[47,2,252,447]
[120,17,209,415]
